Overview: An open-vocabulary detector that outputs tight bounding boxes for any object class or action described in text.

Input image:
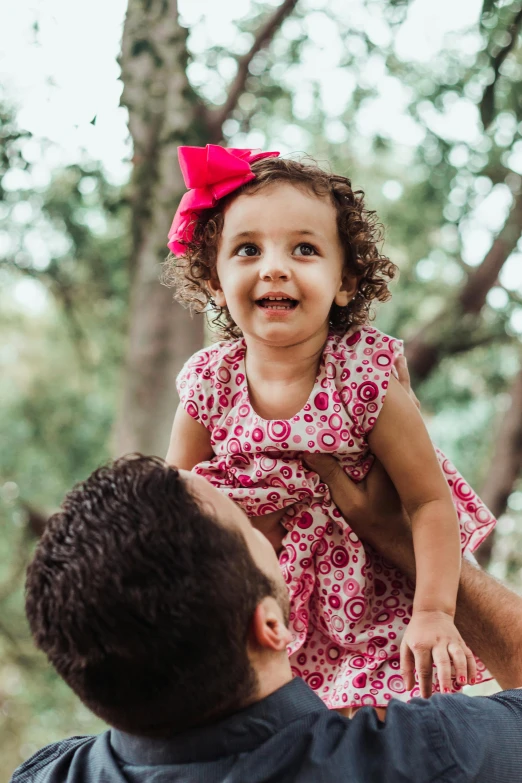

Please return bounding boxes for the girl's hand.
[401,611,477,697]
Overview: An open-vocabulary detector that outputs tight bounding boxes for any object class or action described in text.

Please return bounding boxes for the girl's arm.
[166,404,214,470]
[368,375,460,616]
[367,374,475,696]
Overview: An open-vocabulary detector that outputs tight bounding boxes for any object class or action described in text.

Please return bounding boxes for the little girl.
[164,144,496,712]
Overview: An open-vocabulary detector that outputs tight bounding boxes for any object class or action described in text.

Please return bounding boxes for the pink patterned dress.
[177,325,496,708]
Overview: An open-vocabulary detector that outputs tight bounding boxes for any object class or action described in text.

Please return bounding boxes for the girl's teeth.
[259,300,294,309]
[257,297,296,309]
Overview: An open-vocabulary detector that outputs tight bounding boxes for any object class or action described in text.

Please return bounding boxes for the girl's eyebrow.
[227,229,323,243]
[228,230,259,242]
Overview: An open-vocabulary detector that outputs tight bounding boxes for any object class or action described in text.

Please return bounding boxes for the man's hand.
[391,355,420,410]
[250,508,288,554]
[303,453,412,563]
[304,354,420,574]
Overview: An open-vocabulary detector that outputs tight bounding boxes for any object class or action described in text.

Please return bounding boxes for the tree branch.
[0,616,21,650]
[206,0,300,142]
[0,499,47,608]
[495,281,522,309]
[405,189,522,381]
[480,0,496,19]
[475,365,522,567]
[19,500,47,539]
[480,7,522,129]
[458,189,522,313]
[447,328,509,355]
[0,531,30,604]
[0,512,33,650]
[47,271,92,368]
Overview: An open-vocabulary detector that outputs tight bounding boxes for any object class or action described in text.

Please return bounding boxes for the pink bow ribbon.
[167,144,280,255]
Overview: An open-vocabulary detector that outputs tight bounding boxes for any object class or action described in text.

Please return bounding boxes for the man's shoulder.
[231,696,459,782]
[387,690,522,782]
[269,690,522,782]
[10,735,105,782]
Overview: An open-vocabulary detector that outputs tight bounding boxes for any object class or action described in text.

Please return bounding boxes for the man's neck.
[250,655,293,705]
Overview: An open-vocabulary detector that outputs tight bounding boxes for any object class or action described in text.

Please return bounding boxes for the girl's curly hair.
[162,156,398,340]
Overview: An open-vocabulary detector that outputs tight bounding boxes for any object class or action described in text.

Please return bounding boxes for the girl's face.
[209,183,356,348]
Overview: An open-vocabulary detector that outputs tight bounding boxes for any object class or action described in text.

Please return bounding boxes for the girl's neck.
[243,328,329,383]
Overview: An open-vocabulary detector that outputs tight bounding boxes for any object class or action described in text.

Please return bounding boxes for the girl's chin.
[247,322,329,347]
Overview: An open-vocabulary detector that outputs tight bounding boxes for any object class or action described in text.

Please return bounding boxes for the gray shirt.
[10,678,522,782]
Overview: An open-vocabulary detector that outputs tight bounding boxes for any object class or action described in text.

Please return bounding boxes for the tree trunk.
[114,0,207,457]
[475,367,522,567]
[113,0,301,457]
[405,190,522,382]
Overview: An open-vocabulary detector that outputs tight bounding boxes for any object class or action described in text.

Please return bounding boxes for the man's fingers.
[303,453,363,521]
[303,453,340,484]
[400,642,415,692]
[433,646,453,693]
[394,355,410,385]
[394,356,421,410]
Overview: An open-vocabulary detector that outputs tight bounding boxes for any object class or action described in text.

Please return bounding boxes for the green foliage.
[0,101,129,777]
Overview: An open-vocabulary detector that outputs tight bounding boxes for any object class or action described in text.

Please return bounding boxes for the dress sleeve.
[176,345,219,430]
[337,326,403,441]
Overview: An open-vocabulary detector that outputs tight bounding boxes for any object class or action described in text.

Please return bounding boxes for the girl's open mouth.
[255,296,298,311]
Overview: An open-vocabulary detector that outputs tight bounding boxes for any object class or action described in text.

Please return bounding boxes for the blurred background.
[1,0,522,774]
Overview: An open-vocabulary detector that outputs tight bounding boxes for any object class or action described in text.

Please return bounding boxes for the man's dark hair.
[25,455,276,737]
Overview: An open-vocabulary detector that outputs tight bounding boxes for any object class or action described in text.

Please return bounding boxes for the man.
[11,367,522,781]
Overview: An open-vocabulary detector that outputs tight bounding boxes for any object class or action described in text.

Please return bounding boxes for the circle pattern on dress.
[176,325,496,708]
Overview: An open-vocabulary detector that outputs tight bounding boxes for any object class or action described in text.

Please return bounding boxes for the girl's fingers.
[433,646,452,693]
[447,643,477,688]
[446,643,467,688]
[412,646,434,698]
[400,642,415,692]
[465,645,477,685]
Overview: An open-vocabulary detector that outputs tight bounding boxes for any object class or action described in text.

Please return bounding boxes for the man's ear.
[250,598,291,652]
[207,276,226,307]
[334,272,358,308]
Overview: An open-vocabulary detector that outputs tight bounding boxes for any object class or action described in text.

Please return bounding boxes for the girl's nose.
[259,254,291,281]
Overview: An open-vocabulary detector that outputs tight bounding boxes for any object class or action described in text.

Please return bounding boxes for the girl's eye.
[294,243,317,257]
[236,244,259,257]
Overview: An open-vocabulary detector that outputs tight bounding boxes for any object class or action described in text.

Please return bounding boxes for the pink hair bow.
[167,144,280,255]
